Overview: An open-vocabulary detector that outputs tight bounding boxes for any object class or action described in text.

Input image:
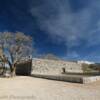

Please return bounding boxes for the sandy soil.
[0,76,100,100]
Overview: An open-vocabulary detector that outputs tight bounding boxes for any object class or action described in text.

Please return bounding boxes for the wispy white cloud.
[30,0,100,59]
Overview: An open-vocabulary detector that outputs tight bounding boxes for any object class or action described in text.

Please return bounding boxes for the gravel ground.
[0,76,100,100]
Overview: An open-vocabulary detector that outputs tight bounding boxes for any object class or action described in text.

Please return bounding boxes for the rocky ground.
[0,76,100,100]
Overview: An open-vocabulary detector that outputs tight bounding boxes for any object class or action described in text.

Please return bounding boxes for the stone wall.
[32,58,83,74]
[16,59,32,75]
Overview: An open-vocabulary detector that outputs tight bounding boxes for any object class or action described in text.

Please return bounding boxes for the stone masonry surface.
[32,58,83,74]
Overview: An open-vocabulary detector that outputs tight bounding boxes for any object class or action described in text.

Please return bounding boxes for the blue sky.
[0,0,100,62]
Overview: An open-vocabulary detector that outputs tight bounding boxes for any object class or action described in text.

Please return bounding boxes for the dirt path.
[0,76,100,100]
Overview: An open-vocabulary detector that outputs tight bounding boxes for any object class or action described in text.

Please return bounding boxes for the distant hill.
[39,54,60,61]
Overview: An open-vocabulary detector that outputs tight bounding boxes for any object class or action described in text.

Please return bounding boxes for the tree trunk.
[11,64,16,77]
[6,58,16,77]
[2,62,6,75]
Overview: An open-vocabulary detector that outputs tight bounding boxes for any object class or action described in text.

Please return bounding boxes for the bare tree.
[0,32,33,76]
